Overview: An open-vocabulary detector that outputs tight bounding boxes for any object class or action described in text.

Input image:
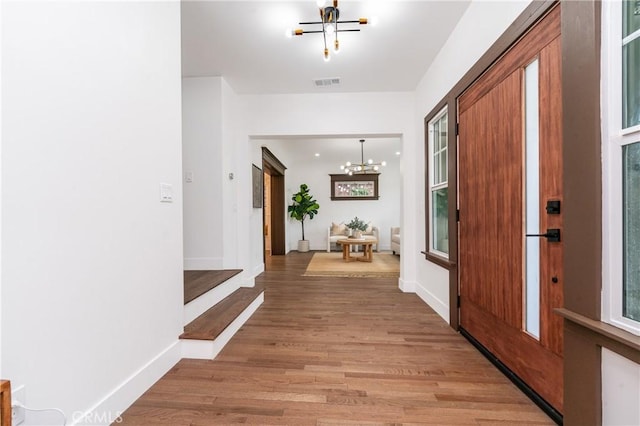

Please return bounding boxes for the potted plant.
[288,184,320,252]
[346,216,368,239]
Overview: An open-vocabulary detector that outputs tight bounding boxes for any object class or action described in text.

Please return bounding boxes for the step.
[183,270,244,326]
[184,269,242,304]
[180,286,264,360]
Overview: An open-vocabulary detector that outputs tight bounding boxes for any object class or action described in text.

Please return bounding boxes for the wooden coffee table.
[337,238,378,262]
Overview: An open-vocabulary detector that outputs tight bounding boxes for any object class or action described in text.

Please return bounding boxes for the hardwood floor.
[122,252,554,425]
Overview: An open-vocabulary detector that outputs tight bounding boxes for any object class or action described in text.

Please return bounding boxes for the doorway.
[262,147,286,260]
[457,5,563,415]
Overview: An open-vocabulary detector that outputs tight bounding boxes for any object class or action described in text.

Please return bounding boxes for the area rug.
[303,252,400,278]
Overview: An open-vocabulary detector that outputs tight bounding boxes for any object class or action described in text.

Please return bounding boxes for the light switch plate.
[160,183,173,202]
[185,172,193,183]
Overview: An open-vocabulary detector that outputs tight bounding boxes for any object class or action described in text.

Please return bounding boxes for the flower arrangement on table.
[346,216,368,239]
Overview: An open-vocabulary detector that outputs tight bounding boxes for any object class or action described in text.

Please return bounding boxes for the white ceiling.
[181,0,472,95]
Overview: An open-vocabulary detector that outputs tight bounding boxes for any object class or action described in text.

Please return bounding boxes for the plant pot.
[353,230,363,239]
[298,240,310,252]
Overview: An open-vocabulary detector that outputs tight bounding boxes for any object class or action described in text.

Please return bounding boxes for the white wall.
[2,2,183,424]
[0,0,4,379]
[412,0,532,321]
[240,92,414,283]
[286,162,401,252]
[182,77,224,270]
[602,349,640,425]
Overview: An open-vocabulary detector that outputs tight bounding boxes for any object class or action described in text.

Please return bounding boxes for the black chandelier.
[287,0,369,62]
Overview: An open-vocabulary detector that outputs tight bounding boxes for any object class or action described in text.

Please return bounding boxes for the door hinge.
[457,294,461,306]
[455,122,459,136]
[456,209,460,222]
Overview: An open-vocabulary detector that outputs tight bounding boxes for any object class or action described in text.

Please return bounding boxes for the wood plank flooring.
[122,252,554,425]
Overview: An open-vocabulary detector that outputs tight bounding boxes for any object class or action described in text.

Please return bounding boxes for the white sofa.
[391,227,401,255]
[327,222,379,252]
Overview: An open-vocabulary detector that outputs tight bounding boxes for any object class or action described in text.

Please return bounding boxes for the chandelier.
[340,139,386,175]
[287,0,369,62]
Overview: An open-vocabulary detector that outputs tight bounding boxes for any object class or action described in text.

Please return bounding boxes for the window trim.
[425,105,451,264]
[602,0,640,336]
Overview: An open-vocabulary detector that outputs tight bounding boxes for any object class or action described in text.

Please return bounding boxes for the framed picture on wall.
[330,173,380,200]
[252,164,263,208]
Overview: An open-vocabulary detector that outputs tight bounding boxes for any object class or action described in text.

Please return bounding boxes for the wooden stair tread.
[183,269,242,304]
[180,285,264,341]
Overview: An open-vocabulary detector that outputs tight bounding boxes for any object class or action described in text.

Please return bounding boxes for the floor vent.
[314,77,341,87]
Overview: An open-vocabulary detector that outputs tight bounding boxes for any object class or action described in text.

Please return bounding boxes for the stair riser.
[183,274,244,325]
[181,292,264,359]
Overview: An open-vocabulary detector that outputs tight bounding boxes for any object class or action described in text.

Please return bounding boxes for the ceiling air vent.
[314,77,341,88]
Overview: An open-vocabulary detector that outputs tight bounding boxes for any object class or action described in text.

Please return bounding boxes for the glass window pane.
[623,142,640,321]
[623,38,640,128]
[440,115,448,152]
[525,59,540,339]
[439,148,447,183]
[623,0,640,38]
[432,188,449,254]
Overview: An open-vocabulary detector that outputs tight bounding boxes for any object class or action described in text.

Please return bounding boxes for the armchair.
[391,227,400,255]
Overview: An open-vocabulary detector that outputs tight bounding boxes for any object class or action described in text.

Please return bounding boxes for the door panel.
[458,6,563,413]
[458,71,523,329]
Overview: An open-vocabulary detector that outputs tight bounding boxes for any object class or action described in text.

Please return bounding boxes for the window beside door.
[427,106,449,260]
[602,0,640,334]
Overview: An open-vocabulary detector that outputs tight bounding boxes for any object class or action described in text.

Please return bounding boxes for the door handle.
[526,228,561,242]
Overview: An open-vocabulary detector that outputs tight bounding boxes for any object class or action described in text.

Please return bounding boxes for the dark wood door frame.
[262,147,286,258]
[422,1,640,425]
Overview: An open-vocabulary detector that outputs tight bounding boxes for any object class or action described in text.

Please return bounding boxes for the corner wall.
[1,2,183,423]
[182,77,224,270]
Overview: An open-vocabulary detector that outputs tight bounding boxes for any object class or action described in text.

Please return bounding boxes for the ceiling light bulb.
[344,169,350,174]
[396,151,401,155]
[348,171,353,176]
[374,165,379,171]
[286,28,293,38]
[340,165,344,170]
[370,16,379,27]
[368,159,373,164]
[334,39,340,53]
[381,161,387,166]
[326,23,335,34]
[316,0,326,7]
[323,48,330,62]
[345,161,351,167]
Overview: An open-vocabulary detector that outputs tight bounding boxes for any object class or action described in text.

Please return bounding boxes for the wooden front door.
[457,6,563,413]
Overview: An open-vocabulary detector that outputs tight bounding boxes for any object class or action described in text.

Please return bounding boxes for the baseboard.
[398,277,415,293]
[183,257,223,270]
[251,263,264,280]
[182,291,264,359]
[183,274,242,325]
[415,281,450,324]
[70,340,181,426]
